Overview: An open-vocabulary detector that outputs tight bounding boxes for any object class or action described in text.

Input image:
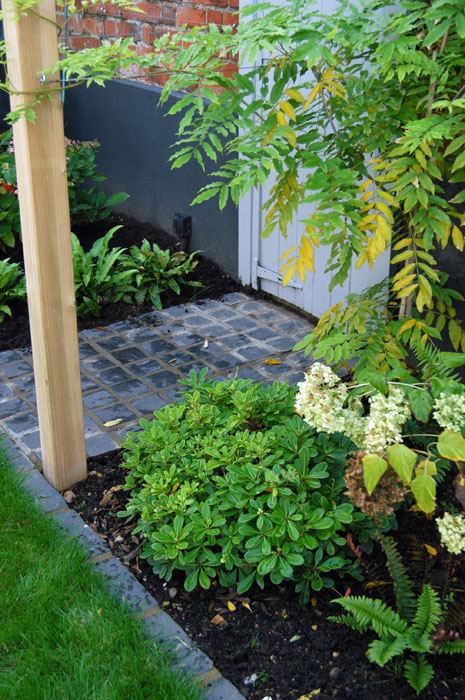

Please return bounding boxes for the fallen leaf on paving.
[211,614,224,625]
[297,690,321,699]
[103,418,123,427]
[168,358,177,364]
[311,597,317,606]
[281,609,288,618]
[227,601,236,612]
[203,339,209,348]
[289,635,301,642]
[263,358,281,365]
[311,624,318,630]
[63,490,76,504]
[242,602,252,612]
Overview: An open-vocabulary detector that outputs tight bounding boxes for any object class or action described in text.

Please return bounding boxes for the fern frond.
[438,639,465,655]
[412,585,442,636]
[367,636,406,666]
[327,613,366,633]
[331,595,408,638]
[411,342,461,382]
[404,656,435,694]
[379,535,416,622]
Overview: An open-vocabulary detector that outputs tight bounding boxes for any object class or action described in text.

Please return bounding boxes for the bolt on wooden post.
[3,0,87,489]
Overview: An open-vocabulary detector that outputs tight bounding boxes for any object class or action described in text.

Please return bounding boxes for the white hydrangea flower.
[295,363,365,439]
[436,512,465,555]
[433,393,465,432]
[363,386,411,453]
[295,364,411,452]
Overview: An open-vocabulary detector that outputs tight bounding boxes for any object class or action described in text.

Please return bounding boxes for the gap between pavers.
[2,435,245,700]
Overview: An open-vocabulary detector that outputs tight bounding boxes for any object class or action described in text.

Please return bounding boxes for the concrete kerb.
[1,433,246,700]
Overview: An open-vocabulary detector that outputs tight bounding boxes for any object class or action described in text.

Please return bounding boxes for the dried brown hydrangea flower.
[344,450,409,517]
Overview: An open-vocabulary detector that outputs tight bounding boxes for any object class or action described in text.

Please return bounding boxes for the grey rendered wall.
[63,79,238,278]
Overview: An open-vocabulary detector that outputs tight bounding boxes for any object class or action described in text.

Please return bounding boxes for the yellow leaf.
[360,191,373,202]
[392,274,416,292]
[284,129,297,148]
[355,251,367,268]
[171,482,180,494]
[264,358,281,365]
[285,88,305,103]
[391,250,414,265]
[376,214,392,241]
[300,237,315,272]
[241,602,252,612]
[375,201,394,222]
[393,237,412,251]
[296,258,306,281]
[396,283,418,298]
[359,180,372,191]
[399,318,416,334]
[324,84,348,101]
[280,100,297,122]
[416,288,427,314]
[452,225,464,251]
[278,245,297,262]
[282,264,296,286]
[103,418,123,427]
[226,601,236,612]
[297,691,321,700]
[280,256,297,273]
[302,83,321,111]
[276,111,287,126]
[263,57,276,77]
[322,67,336,79]
[393,262,415,280]
[423,544,437,556]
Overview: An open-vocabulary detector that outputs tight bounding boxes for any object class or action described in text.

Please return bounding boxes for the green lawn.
[0,442,205,700]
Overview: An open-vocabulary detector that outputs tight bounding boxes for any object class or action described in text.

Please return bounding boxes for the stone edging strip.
[3,437,246,700]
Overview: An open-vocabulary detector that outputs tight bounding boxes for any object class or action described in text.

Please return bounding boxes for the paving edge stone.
[1,434,246,700]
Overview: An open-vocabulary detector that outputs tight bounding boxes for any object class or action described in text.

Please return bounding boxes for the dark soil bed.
[0,214,242,352]
[68,451,465,700]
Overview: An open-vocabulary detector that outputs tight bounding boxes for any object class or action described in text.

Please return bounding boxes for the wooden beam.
[3,0,87,490]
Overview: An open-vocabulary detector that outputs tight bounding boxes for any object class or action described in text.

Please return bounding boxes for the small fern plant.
[329,538,465,694]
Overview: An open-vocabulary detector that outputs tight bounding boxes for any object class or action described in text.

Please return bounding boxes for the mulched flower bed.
[5,214,465,698]
[0,214,242,352]
[67,451,465,700]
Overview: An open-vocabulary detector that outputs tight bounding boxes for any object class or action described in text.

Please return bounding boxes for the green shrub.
[119,371,376,603]
[0,130,129,253]
[71,227,135,317]
[65,137,129,224]
[119,239,202,309]
[0,258,26,322]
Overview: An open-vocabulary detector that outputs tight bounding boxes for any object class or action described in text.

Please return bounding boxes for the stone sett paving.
[0,293,314,461]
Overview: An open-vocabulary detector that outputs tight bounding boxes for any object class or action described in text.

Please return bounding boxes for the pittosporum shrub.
[119,371,384,603]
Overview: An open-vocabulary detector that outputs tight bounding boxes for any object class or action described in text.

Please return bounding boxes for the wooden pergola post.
[3,0,87,490]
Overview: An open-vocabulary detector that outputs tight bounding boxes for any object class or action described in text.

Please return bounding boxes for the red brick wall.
[57,0,238,85]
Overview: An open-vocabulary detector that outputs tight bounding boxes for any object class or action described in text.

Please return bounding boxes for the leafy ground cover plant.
[0,130,128,253]
[119,239,202,309]
[0,443,205,700]
[330,534,465,695]
[119,371,384,602]
[0,257,26,322]
[71,226,135,317]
